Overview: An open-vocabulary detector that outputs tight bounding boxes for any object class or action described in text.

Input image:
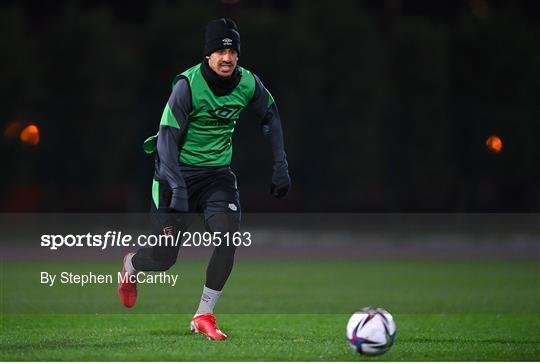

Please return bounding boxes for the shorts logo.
[228,203,237,211]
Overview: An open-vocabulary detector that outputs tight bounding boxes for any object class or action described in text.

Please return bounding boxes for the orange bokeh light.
[486,135,502,153]
[20,124,40,146]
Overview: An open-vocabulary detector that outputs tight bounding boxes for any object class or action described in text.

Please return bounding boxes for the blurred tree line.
[1,0,539,212]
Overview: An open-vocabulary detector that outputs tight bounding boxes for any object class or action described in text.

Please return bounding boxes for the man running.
[118,18,290,340]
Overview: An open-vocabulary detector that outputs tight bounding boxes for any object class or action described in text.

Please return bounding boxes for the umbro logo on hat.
[204,18,241,55]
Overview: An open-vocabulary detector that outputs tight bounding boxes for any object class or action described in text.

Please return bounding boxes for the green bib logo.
[208,106,242,121]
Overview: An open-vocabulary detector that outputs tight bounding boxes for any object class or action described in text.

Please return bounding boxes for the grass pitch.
[1,260,539,361]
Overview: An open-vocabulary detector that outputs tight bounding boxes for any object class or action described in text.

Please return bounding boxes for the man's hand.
[170,187,189,212]
[270,162,291,199]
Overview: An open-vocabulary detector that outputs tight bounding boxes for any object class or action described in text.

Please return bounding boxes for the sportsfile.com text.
[40,231,252,250]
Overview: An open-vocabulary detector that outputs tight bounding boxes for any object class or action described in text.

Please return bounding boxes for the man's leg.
[195,211,239,314]
[118,179,185,308]
[190,168,240,340]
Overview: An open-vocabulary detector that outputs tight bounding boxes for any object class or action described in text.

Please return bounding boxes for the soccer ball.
[346,307,396,355]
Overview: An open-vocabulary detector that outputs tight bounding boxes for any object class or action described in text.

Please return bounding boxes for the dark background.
[1,0,539,212]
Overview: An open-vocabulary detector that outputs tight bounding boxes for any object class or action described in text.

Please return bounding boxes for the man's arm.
[157,78,192,211]
[250,74,291,198]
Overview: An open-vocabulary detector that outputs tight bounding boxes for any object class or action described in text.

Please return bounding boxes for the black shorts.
[151,166,241,222]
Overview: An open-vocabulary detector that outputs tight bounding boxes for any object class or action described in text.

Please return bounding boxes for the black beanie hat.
[204,18,241,56]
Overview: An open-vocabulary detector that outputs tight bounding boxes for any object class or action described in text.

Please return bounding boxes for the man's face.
[206,48,238,77]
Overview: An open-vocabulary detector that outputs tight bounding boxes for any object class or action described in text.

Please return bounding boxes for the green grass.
[2,314,539,361]
[1,261,539,360]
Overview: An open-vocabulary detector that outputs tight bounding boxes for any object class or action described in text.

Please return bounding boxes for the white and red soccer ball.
[346,307,396,355]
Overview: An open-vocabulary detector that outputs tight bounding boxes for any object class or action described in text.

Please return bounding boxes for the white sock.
[195,286,222,315]
[124,252,137,275]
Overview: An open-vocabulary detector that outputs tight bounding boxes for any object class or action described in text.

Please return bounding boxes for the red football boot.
[118,253,138,308]
[190,313,228,340]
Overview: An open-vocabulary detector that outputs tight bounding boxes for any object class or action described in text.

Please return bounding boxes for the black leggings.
[132,211,238,291]
[132,170,241,291]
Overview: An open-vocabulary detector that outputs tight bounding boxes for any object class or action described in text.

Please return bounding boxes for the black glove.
[270,162,291,199]
[169,187,188,212]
